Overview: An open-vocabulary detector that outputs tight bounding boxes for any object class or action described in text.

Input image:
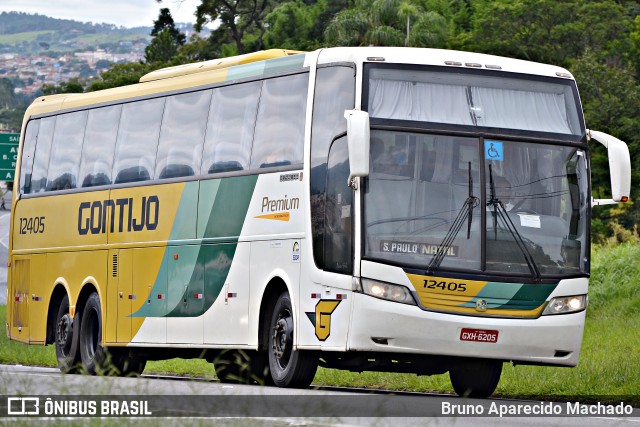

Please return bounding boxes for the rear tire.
[79,292,106,374]
[449,359,502,398]
[213,349,272,385]
[54,294,80,373]
[267,291,317,388]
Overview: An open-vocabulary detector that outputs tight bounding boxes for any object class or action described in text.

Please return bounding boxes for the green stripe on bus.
[133,175,259,318]
[460,281,557,311]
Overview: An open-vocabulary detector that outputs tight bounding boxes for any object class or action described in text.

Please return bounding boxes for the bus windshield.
[364,131,589,277]
[367,65,583,137]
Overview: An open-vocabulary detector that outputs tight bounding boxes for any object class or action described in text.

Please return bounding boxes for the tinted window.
[310,66,355,269]
[46,110,87,191]
[155,90,211,179]
[250,74,308,169]
[113,98,165,184]
[30,116,56,193]
[201,82,260,175]
[19,119,39,194]
[324,137,353,274]
[78,105,121,187]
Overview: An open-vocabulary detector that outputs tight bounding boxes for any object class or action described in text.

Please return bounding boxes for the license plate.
[460,328,499,343]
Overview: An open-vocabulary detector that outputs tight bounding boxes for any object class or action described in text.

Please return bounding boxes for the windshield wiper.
[427,162,478,275]
[487,165,542,282]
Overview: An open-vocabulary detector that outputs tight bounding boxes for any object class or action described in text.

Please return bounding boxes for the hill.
[0,12,151,55]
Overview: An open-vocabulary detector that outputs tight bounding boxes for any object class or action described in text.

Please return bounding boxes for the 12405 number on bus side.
[19,216,45,235]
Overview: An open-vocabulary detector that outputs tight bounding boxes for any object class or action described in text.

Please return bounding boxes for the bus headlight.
[361,279,416,305]
[542,295,587,315]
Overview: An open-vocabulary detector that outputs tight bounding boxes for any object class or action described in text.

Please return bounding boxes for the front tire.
[54,294,80,373]
[449,359,502,398]
[267,291,317,388]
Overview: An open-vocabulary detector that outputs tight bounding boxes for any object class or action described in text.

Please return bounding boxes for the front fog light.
[362,279,416,305]
[542,295,587,315]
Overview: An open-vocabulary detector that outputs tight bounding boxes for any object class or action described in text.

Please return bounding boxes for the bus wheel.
[54,295,80,373]
[267,291,318,388]
[79,292,106,375]
[449,359,502,398]
[214,349,272,385]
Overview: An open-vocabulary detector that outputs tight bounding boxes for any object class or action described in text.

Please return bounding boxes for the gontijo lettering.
[78,196,159,235]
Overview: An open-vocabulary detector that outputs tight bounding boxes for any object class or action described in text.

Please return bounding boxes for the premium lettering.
[261,195,300,213]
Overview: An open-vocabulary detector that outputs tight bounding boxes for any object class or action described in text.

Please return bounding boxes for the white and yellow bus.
[7,47,631,397]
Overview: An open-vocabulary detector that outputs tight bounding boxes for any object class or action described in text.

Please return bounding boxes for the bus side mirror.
[588,130,631,206]
[344,109,370,186]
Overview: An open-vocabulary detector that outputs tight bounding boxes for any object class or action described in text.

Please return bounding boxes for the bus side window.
[155,90,211,180]
[19,119,40,195]
[250,73,308,169]
[79,105,121,188]
[201,82,260,175]
[324,137,353,274]
[112,98,165,184]
[29,116,56,193]
[46,110,87,191]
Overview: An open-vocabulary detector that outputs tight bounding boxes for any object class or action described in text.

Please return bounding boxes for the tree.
[145,29,180,63]
[151,7,186,46]
[87,62,159,91]
[144,7,186,63]
[398,1,418,46]
[41,78,84,95]
[264,0,335,50]
[0,78,19,109]
[177,33,222,61]
[194,0,278,54]
[570,51,640,233]
[458,0,632,67]
[324,0,447,47]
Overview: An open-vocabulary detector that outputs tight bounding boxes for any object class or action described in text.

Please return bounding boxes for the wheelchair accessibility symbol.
[485,140,504,161]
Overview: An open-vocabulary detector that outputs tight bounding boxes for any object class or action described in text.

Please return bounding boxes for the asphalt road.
[0,365,638,426]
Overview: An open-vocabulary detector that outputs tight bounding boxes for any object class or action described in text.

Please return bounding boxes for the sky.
[0,0,202,28]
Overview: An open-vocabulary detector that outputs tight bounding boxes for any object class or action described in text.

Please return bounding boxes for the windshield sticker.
[381,241,458,257]
[485,140,504,161]
[518,214,541,228]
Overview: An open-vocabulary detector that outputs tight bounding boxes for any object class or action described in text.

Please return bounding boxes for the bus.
[7,47,631,398]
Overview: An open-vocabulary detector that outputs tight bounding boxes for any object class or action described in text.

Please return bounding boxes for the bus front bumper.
[347,292,585,367]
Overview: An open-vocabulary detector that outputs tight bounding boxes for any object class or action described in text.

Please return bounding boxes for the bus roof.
[315,47,574,80]
[139,49,304,82]
[23,47,574,120]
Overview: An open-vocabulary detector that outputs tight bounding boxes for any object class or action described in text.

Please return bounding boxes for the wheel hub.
[272,313,293,367]
[57,314,72,348]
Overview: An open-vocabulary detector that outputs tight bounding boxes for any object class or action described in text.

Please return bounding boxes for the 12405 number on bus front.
[19,216,45,235]
[423,279,467,292]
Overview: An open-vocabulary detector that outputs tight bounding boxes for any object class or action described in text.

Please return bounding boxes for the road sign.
[0,133,20,182]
